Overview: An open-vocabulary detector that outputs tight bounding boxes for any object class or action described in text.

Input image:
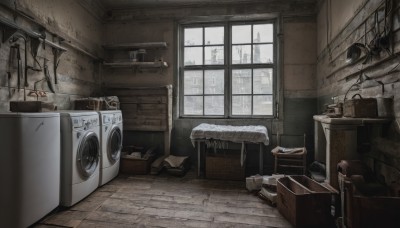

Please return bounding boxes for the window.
[180,21,276,117]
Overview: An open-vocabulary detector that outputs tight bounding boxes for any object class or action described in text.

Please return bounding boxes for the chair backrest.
[276,132,306,148]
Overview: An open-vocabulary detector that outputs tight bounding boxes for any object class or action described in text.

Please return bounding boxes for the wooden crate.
[276,176,333,227]
[206,152,245,181]
[343,98,377,118]
[120,156,156,175]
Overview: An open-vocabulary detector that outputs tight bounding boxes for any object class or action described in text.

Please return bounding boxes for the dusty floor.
[35,170,292,228]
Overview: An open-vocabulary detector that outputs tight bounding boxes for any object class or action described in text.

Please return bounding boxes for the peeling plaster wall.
[0,0,102,111]
[104,2,318,174]
[317,0,400,184]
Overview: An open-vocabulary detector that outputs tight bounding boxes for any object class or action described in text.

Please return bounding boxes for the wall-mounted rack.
[103,61,168,68]
[103,42,167,50]
[102,42,168,70]
[0,15,67,52]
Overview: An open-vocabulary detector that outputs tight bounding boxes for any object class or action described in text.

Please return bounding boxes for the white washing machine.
[0,112,60,228]
[98,110,123,186]
[58,111,100,206]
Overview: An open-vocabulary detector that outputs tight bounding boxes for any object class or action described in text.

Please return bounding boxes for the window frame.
[179,20,277,119]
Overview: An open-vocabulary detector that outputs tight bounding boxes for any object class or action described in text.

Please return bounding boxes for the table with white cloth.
[190,123,270,176]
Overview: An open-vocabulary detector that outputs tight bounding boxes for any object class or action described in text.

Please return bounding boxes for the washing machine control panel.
[103,115,112,124]
[72,116,98,129]
[102,113,122,125]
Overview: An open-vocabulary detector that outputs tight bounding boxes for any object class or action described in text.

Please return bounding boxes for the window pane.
[205,27,224,45]
[232,45,251,64]
[184,70,203,95]
[253,95,273,115]
[232,69,251,94]
[232,96,251,115]
[205,46,224,65]
[184,28,202,46]
[184,47,203,65]
[253,68,273,94]
[232,25,251,44]
[253,44,273,63]
[205,96,224,115]
[205,70,224,94]
[184,96,203,115]
[253,24,273,43]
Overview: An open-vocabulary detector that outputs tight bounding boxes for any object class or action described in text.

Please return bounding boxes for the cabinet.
[313,115,391,190]
[102,42,168,69]
[106,85,172,155]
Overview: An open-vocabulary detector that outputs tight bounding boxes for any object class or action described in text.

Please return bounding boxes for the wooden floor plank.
[135,214,212,228]
[85,211,140,225]
[37,171,292,228]
[40,210,90,227]
[70,196,108,212]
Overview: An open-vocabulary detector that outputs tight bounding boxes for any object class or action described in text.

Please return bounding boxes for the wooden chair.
[271,133,307,174]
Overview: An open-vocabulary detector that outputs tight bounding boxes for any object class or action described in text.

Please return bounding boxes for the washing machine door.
[108,126,122,164]
[77,131,99,178]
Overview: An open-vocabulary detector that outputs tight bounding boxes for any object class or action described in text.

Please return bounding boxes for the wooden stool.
[271,133,307,174]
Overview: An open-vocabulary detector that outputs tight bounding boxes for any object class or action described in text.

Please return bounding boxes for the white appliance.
[58,111,100,206]
[0,112,60,228]
[98,110,123,186]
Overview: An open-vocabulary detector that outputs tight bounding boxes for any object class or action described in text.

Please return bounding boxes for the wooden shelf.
[105,86,173,155]
[103,61,168,68]
[103,42,167,50]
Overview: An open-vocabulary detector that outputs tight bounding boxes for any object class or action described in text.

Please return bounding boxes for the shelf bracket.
[2,26,18,43]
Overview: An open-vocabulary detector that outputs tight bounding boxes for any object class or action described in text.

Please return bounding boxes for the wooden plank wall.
[0,2,102,112]
[317,0,400,184]
[106,85,173,155]
[317,0,400,105]
[107,86,172,132]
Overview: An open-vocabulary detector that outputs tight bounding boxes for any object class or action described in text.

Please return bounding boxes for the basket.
[343,94,377,118]
[74,99,102,111]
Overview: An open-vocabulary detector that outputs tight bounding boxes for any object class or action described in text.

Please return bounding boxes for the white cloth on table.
[190,123,269,146]
[190,123,270,167]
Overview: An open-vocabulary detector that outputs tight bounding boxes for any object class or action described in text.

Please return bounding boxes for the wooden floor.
[35,171,292,228]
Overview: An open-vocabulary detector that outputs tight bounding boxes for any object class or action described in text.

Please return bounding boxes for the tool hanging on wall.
[43,58,56,93]
[15,43,22,91]
[52,48,63,84]
[30,37,43,72]
[7,44,17,97]
[11,34,28,89]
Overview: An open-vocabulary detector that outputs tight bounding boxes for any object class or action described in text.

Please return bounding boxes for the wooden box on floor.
[206,152,245,181]
[120,156,156,175]
[276,175,333,227]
